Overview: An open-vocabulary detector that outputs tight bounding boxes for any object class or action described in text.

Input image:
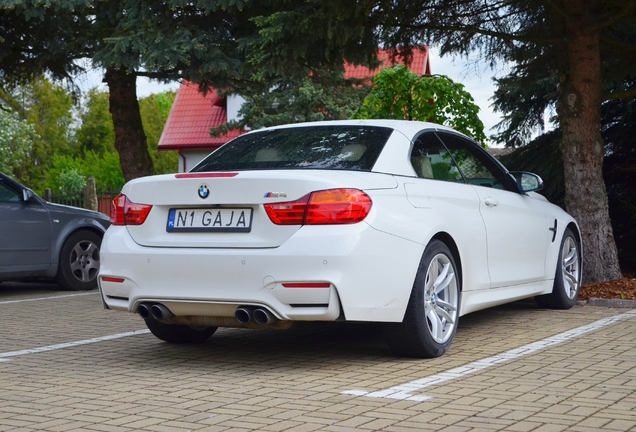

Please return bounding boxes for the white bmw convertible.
[99,120,581,358]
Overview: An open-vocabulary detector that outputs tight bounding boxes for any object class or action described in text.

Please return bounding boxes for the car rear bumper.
[98,223,423,323]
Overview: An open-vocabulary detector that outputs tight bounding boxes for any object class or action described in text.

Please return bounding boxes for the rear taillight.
[110,194,153,226]
[264,188,372,225]
[264,194,311,225]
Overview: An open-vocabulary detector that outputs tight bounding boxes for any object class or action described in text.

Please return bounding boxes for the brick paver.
[1,282,635,431]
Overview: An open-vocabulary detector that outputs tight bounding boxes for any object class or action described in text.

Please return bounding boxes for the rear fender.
[50,218,108,271]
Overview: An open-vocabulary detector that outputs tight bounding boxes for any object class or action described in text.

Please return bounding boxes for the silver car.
[0,172,111,290]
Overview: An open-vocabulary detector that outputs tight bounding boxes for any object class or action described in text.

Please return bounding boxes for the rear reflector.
[111,194,153,226]
[175,172,238,178]
[282,283,331,288]
[101,277,125,283]
[264,188,372,225]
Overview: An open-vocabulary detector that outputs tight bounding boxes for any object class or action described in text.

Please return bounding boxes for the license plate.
[167,208,253,232]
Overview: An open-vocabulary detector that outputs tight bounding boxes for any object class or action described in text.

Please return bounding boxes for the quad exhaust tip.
[137,303,174,321]
[139,303,278,326]
[235,306,278,325]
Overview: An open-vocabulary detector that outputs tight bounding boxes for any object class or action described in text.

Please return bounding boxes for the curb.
[577,298,636,308]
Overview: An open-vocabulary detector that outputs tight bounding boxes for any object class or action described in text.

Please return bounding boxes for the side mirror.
[22,189,35,202]
[510,171,544,193]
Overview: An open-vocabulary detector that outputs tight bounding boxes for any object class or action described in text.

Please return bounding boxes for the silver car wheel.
[423,253,458,344]
[561,236,580,300]
[69,239,100,282]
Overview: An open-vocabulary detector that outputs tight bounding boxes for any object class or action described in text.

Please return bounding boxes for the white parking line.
[0,330,150,362]
[342,309,636,402]
[0,292,97,305]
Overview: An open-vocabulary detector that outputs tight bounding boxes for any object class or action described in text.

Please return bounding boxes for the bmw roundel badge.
[198,184,210,199]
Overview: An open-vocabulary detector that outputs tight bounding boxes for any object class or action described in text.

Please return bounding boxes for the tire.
[383,240,461,358]
[535,228,581,309]
[145,319,217,344]
[56,230,102,291]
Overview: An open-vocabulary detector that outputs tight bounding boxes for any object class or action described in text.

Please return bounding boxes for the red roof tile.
[158,82,242,150]
[344,46,431,79]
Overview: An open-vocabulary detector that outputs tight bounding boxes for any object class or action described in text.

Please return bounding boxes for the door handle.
[484,196,499,207]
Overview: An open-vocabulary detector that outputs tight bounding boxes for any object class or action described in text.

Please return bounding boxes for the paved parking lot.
[1,282,635,432]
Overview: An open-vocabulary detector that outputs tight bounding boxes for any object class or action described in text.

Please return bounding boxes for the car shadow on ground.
[109,298,548,374]
[0,281,76,299]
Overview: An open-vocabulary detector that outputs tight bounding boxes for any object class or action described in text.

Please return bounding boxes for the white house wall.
[180,150,214,173]
[226,94,246,123]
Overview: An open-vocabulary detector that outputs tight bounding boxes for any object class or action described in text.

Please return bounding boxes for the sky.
[76,47,510,142]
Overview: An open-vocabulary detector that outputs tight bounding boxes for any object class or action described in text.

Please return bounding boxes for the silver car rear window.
[191,126,393,172]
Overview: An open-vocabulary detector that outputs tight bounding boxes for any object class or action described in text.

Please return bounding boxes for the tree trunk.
[104,66,154,182]
[557,0,622,284]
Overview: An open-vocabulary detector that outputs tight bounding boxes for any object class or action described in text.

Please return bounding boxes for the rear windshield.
[191,125,393,172]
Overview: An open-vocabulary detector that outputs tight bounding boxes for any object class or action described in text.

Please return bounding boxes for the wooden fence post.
[84,176,98,211]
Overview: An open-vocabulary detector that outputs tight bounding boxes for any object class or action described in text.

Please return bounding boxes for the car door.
[436,132,550,288]
[406,132,491,292]
[0,182,52,273]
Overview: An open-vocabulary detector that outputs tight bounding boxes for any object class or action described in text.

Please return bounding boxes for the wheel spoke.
[84,242,98,256]
[73,242,86,257]
[71,266,90,281]
[563,248,577,267]
[436,299,456,312]
[427,308,444,341]
[435,304,454,325]
[70,260,84,274]
[427,308,440,339]
[435,274,454,297]
[426,262,439,292]
[565,271,578,297]
[565,270,578,286]
[433,263,450,294]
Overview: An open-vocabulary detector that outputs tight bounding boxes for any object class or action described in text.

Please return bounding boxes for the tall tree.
[0,0,253,182]
[248,0,636,284]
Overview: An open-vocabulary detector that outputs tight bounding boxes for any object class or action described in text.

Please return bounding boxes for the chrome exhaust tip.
[235,307,253,324]
[150,304,174,321]
[253,308,277,325]
[137,303,151,319]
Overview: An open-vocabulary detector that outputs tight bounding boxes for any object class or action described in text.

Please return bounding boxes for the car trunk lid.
[122,170,397,248]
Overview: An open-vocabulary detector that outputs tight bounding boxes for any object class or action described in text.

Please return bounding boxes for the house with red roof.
[158,47,431,172]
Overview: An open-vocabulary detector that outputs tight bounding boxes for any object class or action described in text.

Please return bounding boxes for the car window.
[435,132,513,191]
[192,126,393,172]
[0,183,20,202]
[410,132,464,182]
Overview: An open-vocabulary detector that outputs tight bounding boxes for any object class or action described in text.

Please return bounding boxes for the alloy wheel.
[423,253,459,344]
[561,236,580,299]
[69,240,100,282]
